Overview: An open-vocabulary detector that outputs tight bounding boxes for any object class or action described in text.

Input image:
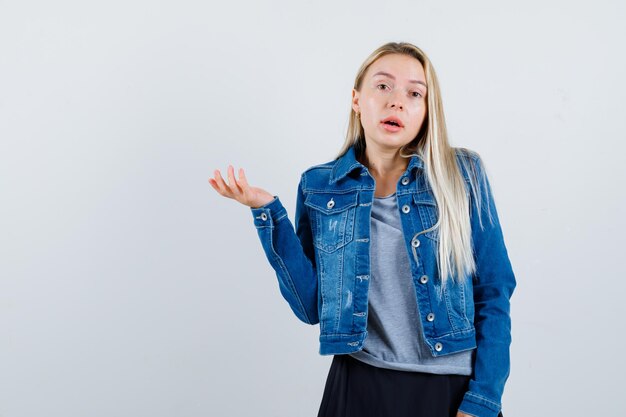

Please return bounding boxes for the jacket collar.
[329,144,425,184]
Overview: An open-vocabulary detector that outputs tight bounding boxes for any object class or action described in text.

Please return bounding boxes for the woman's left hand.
[456,412,473,417]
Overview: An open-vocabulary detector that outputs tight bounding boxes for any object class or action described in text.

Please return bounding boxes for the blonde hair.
[335,41,494,289]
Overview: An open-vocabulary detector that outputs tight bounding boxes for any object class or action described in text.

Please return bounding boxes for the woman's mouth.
[381,120,402,133]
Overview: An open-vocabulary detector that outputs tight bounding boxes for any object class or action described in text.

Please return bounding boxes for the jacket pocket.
[412,191,439,241]
[304,192,357,253]
[443,278,472,330]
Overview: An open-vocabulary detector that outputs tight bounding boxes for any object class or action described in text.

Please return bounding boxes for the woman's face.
[352,53,428,151]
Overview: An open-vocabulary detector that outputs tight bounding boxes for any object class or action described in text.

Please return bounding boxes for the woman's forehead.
[366,54,426,85]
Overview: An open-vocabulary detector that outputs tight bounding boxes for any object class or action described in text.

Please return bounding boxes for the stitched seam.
[430,326,475,339]
[274,212,288,223]
[465,392,501,408]
[266,224,311,324]
[306,187,362,193]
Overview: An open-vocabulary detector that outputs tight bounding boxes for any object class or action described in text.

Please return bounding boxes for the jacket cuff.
[250,196,288,228]
[458,391,501,417]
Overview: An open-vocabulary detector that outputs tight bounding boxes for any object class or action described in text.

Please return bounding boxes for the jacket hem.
[458,391,502,417]
[319,331,368,355]
[427,328,477,356]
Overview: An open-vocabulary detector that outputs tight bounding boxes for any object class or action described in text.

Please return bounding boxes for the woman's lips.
[381,122,402,133]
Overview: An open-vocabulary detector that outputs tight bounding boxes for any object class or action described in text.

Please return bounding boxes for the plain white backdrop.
[1,1,624,416]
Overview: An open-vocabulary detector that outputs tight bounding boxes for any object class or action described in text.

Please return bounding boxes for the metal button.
[427,313,435,322]
[402,204,410,213]
[420,275,428,284]
[435,342,443,352]
[260,213,268,221]
[327,198,335,209]
[401,177,409,185]
[411,238,420,248]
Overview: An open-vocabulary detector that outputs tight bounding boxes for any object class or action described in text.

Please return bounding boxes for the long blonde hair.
[335,41,494,289]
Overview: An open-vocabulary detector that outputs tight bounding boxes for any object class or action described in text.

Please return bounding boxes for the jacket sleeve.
[249,173,319,325]
[457,155,517,417]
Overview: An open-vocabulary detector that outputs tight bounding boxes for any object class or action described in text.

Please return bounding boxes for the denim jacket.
[250,144,516,417]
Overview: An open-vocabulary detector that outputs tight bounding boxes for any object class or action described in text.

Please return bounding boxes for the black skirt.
[317,354,502,417]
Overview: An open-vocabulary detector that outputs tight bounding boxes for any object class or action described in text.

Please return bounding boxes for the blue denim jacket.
[250,145,516,417]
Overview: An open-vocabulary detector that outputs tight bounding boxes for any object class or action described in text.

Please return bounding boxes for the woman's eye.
[412,91,422,98]
[377,84,389,91]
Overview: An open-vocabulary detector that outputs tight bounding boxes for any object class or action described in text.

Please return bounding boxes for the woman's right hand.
[208,165,275,209]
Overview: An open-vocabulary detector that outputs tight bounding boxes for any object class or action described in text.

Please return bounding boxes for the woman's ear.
[351,88,360,114]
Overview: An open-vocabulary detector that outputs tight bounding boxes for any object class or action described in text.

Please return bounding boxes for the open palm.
[208,164,274,209]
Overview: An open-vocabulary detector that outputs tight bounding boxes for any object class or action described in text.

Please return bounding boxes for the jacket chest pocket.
[413,192,439,241]
[304,192,358,253]
[411,178,472,242]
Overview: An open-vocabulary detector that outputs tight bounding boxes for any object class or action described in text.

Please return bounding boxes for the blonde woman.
[209,41,515,417]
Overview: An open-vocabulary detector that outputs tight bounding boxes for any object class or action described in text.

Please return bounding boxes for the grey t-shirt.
[348,191,474,375]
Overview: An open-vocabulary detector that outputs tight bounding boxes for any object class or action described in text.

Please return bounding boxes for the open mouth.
[381,116,404,128]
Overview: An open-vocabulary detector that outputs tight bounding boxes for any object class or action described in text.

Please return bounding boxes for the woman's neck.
[360,146,408,179]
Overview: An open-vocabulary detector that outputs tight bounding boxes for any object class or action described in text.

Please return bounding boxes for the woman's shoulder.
[453,146,488,176]
[453,146,481,163]
[300,152,344,178]
[302,159,336,174]
[296,157,337,191]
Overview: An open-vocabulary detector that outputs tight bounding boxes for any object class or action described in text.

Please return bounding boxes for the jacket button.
[427,313,435,322]
[411,238,420,248]
[260,213,268,221]
[402,204,410,213]
[420,275,428,284]
[327,198,335,209]
[435,342,443,352]
[401,177,409,185]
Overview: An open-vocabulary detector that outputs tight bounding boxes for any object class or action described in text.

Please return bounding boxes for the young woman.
[208,41,515,417]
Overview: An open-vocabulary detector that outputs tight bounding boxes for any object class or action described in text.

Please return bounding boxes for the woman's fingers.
[238,168,250,189]
[212,169,231,196]
[226,165,243,194]
[210,165,268,208]
[209,165,247,200]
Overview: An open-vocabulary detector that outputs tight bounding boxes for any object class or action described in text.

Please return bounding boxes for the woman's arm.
[209,166,319,324]
[249,173,319,325]
[457,155,517,417]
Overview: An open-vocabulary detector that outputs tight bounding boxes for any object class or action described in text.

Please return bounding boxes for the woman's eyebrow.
[372,71,427,89]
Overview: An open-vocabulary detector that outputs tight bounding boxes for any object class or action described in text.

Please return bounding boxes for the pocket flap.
[412,192,437,206]
[304,192,358,214]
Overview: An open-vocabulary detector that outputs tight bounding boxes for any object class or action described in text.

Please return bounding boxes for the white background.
[1,1,624,416]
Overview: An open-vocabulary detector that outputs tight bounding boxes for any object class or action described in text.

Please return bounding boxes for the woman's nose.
[388,92,404,110]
